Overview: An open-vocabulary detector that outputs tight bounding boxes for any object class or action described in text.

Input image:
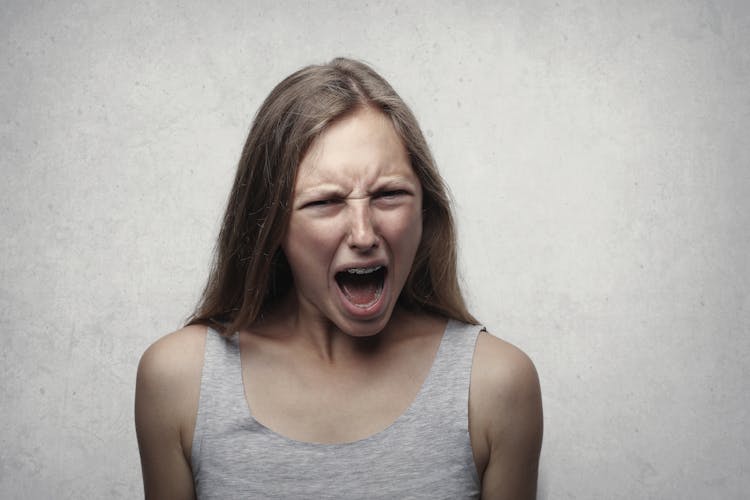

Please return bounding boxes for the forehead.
[294,107,415,189]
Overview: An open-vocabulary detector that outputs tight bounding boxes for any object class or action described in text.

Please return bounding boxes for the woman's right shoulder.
[136,324,211,423]
[135,325,210,458]
[136,325,211,493]
[137,324,209,386]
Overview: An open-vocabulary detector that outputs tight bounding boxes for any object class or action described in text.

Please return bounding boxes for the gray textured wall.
[1,1,748,498]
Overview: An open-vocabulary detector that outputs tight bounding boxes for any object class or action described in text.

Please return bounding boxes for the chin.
[334,306,394,338]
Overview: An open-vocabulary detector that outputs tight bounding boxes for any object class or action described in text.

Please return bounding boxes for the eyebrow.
[294,184,346,199]
[374,175,416,187]
[293,175,418,201]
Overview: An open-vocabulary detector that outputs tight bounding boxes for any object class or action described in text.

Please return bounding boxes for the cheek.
[380,206,423,251]
[283,218,341,271]
[288,223,329,247]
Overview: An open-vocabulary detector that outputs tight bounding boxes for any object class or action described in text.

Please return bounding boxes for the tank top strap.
[191,327,244,471]
[435,319,485,371]
[409,319,484,421]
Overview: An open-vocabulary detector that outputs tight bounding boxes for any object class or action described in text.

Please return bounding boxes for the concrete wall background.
[1,1,748,498]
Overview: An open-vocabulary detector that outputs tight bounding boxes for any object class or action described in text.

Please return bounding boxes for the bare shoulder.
[136,324,208,456]
[137,324,208,384]
[136,325,207,406]
[136,324,208,499]
[472,331,541,408]
[470,331,543,499]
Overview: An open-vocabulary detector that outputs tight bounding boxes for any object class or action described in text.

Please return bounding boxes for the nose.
[347,201,379,251]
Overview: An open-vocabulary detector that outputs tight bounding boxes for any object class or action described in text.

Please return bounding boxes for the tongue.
[339,274,381,306]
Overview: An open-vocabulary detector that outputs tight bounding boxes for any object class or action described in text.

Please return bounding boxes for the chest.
[190,321,483,499]
[240,337,439,444]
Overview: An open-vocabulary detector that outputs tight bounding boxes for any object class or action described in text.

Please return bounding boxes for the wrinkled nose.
[347,203,379,251]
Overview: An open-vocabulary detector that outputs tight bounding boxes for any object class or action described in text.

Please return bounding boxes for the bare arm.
[135,326,206,500]
[470,332,543,499]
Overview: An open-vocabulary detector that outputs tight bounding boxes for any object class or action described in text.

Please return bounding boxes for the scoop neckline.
[233,318,454,448]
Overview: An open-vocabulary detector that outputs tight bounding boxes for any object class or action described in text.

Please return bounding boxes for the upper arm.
[470,332,543,500]
[135,325,206,500]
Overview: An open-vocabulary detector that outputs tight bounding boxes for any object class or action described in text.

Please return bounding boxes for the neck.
[258,293,402,364]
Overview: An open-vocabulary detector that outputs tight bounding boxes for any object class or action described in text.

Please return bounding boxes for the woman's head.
[190,57,476,333]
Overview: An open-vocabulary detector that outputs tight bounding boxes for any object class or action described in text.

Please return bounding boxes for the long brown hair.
[188,57,477,334]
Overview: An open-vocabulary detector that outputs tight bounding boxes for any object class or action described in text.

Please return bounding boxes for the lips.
[334,265,388,308]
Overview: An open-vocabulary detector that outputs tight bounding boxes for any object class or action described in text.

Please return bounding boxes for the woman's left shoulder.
[472,331,541,402]
[469,330,543,492]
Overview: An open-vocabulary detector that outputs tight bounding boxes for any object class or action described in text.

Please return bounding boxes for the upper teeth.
[347,266,382,275]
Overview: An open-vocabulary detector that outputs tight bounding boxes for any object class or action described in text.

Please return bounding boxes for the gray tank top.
[191,319,483,499]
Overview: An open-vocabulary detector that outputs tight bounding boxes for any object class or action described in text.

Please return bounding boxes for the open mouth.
[335,265,387,308]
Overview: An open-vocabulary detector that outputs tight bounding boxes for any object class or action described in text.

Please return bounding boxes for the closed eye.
[376,190,409,199]
[303,198,342,208]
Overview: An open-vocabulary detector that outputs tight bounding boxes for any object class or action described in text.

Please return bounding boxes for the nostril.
[349,234,379,250]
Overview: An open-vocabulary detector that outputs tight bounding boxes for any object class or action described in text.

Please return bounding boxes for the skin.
[279,106,424,343]
[135,107,542,499]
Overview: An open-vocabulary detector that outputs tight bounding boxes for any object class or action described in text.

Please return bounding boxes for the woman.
[135,57,542,499]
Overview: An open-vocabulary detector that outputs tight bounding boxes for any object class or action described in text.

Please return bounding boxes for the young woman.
[135,58,542,499]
